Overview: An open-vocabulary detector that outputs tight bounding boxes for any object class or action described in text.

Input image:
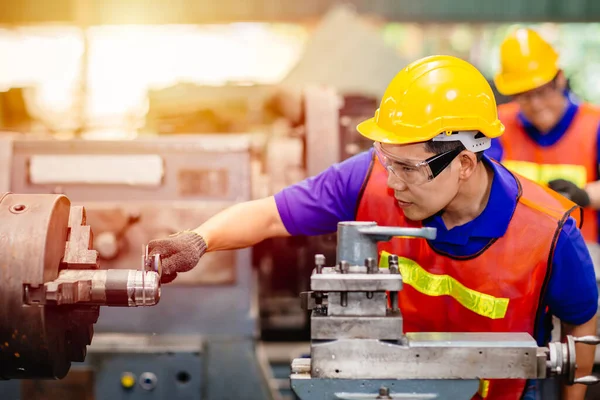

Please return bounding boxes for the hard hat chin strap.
[432,131,491,152]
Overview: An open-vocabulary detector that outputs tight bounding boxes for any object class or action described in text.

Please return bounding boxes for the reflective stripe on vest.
[379,251,509,320]
[478,380,490,398]
[502,160,587,188]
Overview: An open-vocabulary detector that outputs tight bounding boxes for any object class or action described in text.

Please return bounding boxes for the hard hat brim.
[357,116,505,144]
[356,117,436,144]
[494,67,559,96]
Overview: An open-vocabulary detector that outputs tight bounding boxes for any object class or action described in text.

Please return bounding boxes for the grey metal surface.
[406,332,536,347]
[311,315,403,340]
[290,375,480,400]
[87,340,204,400]
[0,381,20,400]
[205,338,275,400]
[327,292,387,316]
[310,335,539,379]
[87,333,204,353]
[311,269,402,292]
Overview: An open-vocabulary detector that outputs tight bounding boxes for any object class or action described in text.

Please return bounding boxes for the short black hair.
[423,133,484,162]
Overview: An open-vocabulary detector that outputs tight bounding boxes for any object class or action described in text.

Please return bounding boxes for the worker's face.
[380,142,464,221]
[514,72,567,133]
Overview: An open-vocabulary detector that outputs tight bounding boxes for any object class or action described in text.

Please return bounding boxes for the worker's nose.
[387,172,408,191]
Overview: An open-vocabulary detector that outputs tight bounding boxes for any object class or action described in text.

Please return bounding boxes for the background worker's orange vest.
[498,101,600,242]
[355,158,580,400]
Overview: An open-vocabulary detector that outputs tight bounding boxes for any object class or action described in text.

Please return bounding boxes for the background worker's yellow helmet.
[494,27,559,96]
[357,55,504,145]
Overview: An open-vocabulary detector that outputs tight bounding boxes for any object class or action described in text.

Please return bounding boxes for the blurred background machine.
[0,135,273,400]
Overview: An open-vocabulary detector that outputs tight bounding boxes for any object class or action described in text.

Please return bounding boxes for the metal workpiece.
[336,221,436,266]
[310,334,541,380]
[26,269,161,307]
[311,313,403,340]
[0,192,162,380]
[311,267,402,292]
[327,292,387,316]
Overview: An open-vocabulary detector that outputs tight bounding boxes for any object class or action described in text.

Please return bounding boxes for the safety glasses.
[373,142,463,185]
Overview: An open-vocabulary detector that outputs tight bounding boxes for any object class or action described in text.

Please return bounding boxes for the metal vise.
[0,193,162,380]
[292,221,600,400]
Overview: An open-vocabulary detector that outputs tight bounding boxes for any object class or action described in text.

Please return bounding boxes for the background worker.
[149,55,598,400]
[489,27,600,243]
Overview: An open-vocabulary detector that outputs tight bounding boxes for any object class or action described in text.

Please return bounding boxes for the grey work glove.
[147,231,207,283]
[548,179,591,207]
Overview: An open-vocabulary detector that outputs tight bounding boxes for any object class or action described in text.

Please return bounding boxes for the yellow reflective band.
[380,251,509,320]
[478,379,490,398]
[503,160,587,188]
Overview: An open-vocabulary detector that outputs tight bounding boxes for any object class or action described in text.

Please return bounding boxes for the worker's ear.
[555,70,567,91]
[457,151,478,180]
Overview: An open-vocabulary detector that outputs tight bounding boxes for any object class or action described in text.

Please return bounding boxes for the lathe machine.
[292,221,600,399]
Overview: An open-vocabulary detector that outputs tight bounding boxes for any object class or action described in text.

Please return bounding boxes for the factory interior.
[4,1,600,399]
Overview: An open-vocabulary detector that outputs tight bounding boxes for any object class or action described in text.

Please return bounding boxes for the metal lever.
[574,376,600,385]
[357,225,437,242]
[572,336,600,386]
[337,222,438,267]
[574,336,600,345]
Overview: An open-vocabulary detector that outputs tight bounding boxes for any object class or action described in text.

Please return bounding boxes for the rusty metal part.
[0,192,161,380]
[0,192,92,379]
[62,206,99,269]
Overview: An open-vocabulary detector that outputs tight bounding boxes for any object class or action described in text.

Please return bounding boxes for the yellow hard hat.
[357,55,504,145]
[494,28,559,96]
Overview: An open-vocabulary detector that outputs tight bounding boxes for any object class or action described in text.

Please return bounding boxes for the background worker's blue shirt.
[274,149,598,345]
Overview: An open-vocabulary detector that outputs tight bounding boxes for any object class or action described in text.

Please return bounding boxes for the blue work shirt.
[486,95,600,244]
[275,149,598,345]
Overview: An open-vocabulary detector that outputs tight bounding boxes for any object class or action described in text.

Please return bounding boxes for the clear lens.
[373,143,431,185]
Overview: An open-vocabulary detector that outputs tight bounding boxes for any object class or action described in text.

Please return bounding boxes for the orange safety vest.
[498,101,600,242]
[355,157,581,400]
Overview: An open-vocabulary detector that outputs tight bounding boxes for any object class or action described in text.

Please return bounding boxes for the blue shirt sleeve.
[274,149,373,236]
[485,138,504,162]
[544,217,598,325]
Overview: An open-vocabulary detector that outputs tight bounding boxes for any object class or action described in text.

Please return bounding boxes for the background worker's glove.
[548,179,591,207]
[147,231,207,283]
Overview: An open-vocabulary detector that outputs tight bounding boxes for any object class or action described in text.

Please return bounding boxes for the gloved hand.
[548,179,591,207]
[147,231,207,283]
